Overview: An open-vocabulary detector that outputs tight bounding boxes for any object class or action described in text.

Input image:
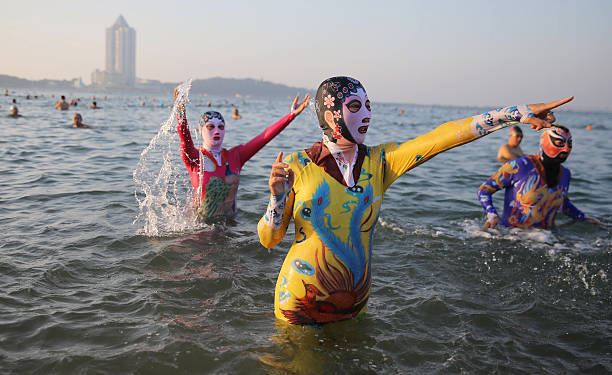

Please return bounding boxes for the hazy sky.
[3,0,612,110]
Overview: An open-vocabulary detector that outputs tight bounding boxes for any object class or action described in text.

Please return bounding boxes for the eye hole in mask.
[551,137,565,147]
[347,100,361,113]
[346,99,372,113]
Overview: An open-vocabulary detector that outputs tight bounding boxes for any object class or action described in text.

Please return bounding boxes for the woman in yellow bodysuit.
[258,76,573,326]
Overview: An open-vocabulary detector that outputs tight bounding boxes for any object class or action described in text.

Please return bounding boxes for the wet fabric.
[177,109,295,220]
[478,155,585,229]
[258,104,532,325]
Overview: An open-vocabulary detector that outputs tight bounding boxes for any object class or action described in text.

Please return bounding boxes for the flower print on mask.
[315,76,369,144]
[199,111,226,152]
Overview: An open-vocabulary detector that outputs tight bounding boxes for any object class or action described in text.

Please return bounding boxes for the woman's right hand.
[483,216,499,231]
[174,88,186,111]
[269,152,294,195]
[290,94,310,116]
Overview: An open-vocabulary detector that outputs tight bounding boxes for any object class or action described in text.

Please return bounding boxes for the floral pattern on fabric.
[471,105,533,136]
[477,156,585,229]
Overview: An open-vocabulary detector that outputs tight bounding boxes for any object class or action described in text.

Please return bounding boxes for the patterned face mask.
[540,126,572,162]
[315,76,370,144]
[199,111,225,151]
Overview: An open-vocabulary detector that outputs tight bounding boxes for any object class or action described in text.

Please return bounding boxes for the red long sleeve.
[237,112,296,166]
[176,110,200,168]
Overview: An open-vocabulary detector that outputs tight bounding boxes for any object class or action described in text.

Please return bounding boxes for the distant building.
[72,77,85,88]
[91,15,136,87]
[91,69,105,86]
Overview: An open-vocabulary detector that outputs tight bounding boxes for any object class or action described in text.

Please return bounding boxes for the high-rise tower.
[102,15,136,86]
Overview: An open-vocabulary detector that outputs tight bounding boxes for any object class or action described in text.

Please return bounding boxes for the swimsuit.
[478,155,585,228]
[177,109,296,220]
[258,105,532,325]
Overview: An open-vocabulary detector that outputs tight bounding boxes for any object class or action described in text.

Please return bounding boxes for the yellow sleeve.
[257,189,295,249]
[382,116,518,191]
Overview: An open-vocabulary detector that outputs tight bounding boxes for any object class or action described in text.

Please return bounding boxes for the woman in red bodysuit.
[175,92,310,220]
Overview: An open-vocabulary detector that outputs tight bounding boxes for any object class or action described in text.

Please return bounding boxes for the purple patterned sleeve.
[562,198,586,221]
[477,162,517,222]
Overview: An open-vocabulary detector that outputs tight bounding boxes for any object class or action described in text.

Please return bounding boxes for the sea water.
[0,87,610,374]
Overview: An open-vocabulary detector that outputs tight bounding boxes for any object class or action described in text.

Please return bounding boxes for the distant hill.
[189,77,310,97]
[0,74,78,89]
[0,74,310,97]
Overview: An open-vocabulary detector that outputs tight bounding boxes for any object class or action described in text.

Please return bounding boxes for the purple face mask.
[341,88,371,144]
[315,76,369,144]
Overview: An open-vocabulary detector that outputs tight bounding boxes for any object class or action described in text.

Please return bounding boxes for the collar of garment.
[200,147,224,166]
[305,141,367,188]
[322,137,358,187]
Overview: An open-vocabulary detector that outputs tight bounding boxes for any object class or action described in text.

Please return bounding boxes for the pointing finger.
[530,96,574,114]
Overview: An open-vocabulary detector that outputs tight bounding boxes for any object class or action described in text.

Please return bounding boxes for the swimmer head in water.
[315,76,371,144]
[540,125,572,163]
[199,111,225,151]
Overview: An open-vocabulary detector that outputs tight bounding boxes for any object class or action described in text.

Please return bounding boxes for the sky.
[2,0,612,110]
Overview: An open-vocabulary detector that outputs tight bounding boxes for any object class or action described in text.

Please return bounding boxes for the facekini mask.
[540,125,572,163]
[199,111,225,151]
[315,76,371,144]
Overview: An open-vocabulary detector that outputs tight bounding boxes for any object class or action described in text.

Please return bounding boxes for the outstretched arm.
[174,90,200,168]
[258,152,295,248]
[238,94,310,166]
[562,198,605,226]
[562,196,587,222]
[381,97,573,190]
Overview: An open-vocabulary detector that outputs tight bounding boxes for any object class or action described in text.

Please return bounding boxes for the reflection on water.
[0,87,610,373]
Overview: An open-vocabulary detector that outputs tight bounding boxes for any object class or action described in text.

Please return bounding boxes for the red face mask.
[540,126,572,162]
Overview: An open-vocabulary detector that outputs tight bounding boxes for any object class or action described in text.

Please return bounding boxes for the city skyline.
[2,1,611,110]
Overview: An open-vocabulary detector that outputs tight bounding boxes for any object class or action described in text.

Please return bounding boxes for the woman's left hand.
[290,94,310,116]
[585,215,606,227]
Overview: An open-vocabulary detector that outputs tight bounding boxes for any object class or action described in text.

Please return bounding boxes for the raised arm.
[257,152,295,248]
[380,97,573,191]
[238,94,310,166]
[174,93,200,168]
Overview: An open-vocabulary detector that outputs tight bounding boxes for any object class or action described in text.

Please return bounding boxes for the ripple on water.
[1,94,610,373]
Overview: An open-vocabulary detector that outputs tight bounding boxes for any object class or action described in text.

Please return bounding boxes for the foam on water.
[460,218,557,244]
[132,80,205,236]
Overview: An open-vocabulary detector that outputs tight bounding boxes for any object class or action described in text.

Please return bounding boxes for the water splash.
[133,80,205,236]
